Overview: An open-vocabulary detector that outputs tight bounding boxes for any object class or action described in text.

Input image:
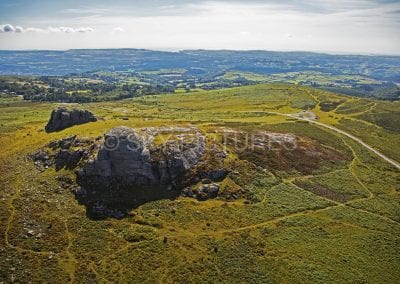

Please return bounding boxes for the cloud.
[75,27,94,33]
[0,24,24,33]
[0,24,15,32]
[48,26,94,33]
[25,27,45,33]
[113,27,125,33]
[1,24,94,34]
[0,1,399,54]
[47,26,62,33]
[15,26,23,33]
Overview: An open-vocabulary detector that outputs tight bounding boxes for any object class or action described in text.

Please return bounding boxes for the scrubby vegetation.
[0,84,399,283]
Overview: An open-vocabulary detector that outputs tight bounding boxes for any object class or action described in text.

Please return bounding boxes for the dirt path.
[219,204,342,234]
[64,220,77,284]
[268,111,400,170]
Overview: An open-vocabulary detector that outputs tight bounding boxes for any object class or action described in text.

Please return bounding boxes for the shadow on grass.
[75,185,180,220]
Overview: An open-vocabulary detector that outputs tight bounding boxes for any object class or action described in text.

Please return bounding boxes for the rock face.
[29,126,232,218]
[30,135,93,170]
[78,126,206,189]
[183,183,220,200]
[45,107,97,132]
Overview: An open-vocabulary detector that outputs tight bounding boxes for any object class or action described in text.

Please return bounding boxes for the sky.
[0,0,399,54]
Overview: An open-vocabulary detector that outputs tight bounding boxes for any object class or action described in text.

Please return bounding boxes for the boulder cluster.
[31,123,234,219]
[30,135,93,170]
[183,182,221,200]
[77,126,207,189]
[45,107,97,132]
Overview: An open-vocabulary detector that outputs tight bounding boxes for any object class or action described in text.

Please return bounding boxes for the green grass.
[0,83,399,283]
[221,71,383,87]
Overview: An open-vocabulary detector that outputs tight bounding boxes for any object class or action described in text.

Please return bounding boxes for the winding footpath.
[270,112,400,170]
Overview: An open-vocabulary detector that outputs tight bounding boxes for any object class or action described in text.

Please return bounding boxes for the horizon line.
[0,47,399,57]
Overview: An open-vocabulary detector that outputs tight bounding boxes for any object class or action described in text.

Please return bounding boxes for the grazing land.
[0,84,399,283]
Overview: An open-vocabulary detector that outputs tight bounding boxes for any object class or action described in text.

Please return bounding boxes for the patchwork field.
[0,84,399,283]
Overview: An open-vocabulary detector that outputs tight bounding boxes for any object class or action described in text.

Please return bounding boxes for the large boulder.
[77,126,206,189]
[29,126,230,218]
[45,107,97,132]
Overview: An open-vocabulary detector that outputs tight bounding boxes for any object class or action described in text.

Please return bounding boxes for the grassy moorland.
[0,84,399,283]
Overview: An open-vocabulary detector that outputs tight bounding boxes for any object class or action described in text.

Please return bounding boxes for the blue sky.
[0,0,399,54]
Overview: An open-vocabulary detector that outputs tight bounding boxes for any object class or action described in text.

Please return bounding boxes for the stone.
[199,183,220,199]
[26,230,34,237]
[78,126,207,189]
[54,148,87,170]
[29,149,53,169]
[31,135,94,171]
[183,183,220,201]
[45,107,97,133]
[208,169,228,181]
[207,184,220,196]
[60,136,76,149]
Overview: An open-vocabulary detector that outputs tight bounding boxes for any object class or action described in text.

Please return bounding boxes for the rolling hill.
[0,84,399,283]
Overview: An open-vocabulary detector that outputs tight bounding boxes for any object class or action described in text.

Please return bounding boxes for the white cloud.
[48,26,94,33]
[47,26,62,33]
[60,27,75,33]
[0,24,15,32]
[25,27,45,33]
[75,27,94,33]
[1,24,95,34]
[113,27,125,33]
[0,1,399,54]
[0,24,25,33]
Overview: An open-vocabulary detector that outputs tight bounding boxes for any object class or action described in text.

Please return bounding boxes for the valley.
[1,49,399,101]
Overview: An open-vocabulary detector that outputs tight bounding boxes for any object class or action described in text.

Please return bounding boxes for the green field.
[0,84,399,283]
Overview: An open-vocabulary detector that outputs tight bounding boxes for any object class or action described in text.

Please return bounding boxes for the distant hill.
[0,49,399,80]
[0,49,399,100]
